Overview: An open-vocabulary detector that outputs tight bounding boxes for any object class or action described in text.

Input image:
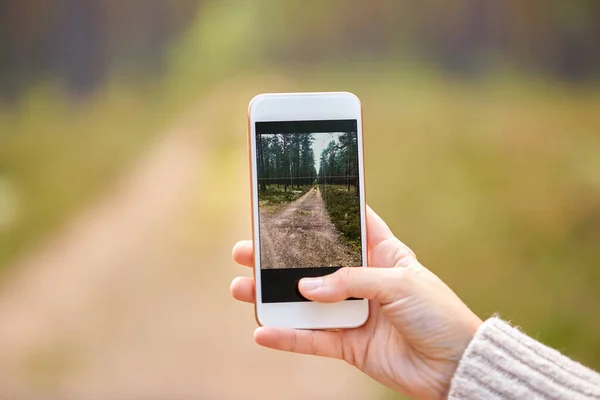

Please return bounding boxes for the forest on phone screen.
[257,132,362,269]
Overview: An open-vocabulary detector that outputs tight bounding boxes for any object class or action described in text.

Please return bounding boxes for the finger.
[230,276,255,303]
[366,205,395,251]
[366,205,417,267]
[254,327,343,359]
[299,266,409,304]
[232,240,253,268]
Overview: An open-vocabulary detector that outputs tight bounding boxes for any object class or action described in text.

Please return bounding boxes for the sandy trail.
[259,187,361,269]
[0,82,374,399]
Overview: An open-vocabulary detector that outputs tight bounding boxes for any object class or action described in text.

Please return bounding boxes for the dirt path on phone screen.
[260,187,361,269]
[0,80,374,400]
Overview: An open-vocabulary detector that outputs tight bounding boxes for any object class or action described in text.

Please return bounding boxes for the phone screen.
[255,119,363,303]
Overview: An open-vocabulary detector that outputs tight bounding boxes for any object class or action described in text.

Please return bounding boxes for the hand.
[231,206,482,400]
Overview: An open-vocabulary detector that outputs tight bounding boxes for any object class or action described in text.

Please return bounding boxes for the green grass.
[0,0,261,274]
[0,81,186,271]
[258,185,311,208]
[320,184,361,251]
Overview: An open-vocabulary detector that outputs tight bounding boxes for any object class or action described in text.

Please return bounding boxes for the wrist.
[438,312,483,399]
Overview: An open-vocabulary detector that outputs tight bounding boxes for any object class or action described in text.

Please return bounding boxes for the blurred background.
[0,1,599,399]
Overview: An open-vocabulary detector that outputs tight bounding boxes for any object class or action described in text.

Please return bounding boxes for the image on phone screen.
[255,120,363,303]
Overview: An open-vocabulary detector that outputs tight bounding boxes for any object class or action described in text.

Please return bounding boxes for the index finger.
[232,240,253,268]
[254,327,343,360]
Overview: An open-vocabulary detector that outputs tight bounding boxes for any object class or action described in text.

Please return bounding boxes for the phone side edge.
[247,99,263,327]
[361,100,368,268]
[358,98,370,328]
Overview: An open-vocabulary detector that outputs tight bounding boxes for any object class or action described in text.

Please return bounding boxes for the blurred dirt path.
[260,187,361,269]
[0,80,374,400]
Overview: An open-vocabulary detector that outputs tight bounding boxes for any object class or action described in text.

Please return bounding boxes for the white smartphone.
[248,92,369,329]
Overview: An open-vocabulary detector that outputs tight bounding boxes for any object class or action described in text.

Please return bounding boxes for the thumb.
[298,267,412,304]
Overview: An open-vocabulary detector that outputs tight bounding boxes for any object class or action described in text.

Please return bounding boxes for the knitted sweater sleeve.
[447,318,600,399]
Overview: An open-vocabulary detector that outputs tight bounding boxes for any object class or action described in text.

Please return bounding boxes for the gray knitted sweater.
[448,318,600,399]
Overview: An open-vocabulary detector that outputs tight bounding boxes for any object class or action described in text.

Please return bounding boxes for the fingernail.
[299,277,323,292]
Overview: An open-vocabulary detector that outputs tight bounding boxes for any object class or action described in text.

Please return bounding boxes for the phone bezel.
[248,92,369,329]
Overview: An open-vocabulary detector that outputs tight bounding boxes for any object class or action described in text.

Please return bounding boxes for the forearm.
[448,318,600,399]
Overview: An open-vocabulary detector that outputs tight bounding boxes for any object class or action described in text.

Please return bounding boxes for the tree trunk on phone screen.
[258,136,267,191]
[283,135,288,192]
[294,134,300,189]
[275,135,280,188]
[346,143,351,191]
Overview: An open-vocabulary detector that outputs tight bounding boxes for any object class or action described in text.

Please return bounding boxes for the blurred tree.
[551,0,600,81]
[256,0,598,80]
[0,0,598,103]
[0,0,200,102]
[52,0,108,98]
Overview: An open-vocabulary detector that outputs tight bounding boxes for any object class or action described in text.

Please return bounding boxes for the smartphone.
[248,92,369,329]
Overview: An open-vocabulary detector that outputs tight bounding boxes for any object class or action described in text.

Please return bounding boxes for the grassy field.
[258,184,311,210]
[320,184,361,252]
[0,0,253,273]
[1,63,599,399]
[0,83,180,271]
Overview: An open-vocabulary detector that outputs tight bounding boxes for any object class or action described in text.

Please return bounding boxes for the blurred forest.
[0,1,599,399]
[2,0,600,102]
